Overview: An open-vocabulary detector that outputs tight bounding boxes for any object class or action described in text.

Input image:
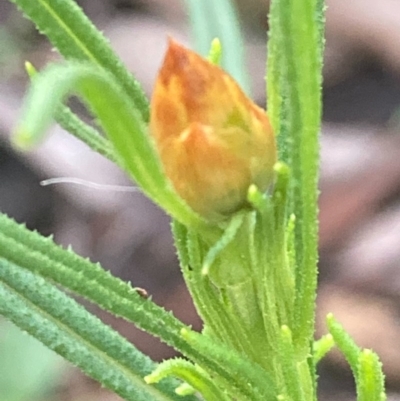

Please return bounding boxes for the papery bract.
[150,39,276,221]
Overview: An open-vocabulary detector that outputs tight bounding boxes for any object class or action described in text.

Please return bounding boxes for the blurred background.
[1,0,400,400]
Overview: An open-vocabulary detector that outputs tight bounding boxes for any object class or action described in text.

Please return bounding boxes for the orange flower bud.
[150,39,276,221]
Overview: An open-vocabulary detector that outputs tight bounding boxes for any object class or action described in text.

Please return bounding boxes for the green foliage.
[25,60,117,163]
[146,358,231,401]
[0,213,194,357]
[327,314,386,401]
[313,334,334,364]
[268,0,323,356]
[0,0,386,400]
[0,258,193,401]
[9,0,149,121]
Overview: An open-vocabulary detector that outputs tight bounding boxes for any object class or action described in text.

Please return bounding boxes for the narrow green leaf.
[54,103,118,162]
[181,328,276,401]
[0,213,197,360]
[146,358,231,401]
[357,350,386,401]
[14,62,207,229]
[0,258,195,401]
[171,220,190,269]
[266,0,282,136]
[313,334,334,364]
[10,0,149,121]
[279,325,305,401]
[25,60,117,162]
[0,213,261,394]
[269,0,325,356]
[327,314,360,379]
[184,0,250,94]
[301,356,317,401]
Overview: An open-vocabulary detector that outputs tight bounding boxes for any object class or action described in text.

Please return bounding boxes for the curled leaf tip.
[150,40,276,221]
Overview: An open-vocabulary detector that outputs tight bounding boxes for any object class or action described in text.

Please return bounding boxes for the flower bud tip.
[150,40,276,221]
